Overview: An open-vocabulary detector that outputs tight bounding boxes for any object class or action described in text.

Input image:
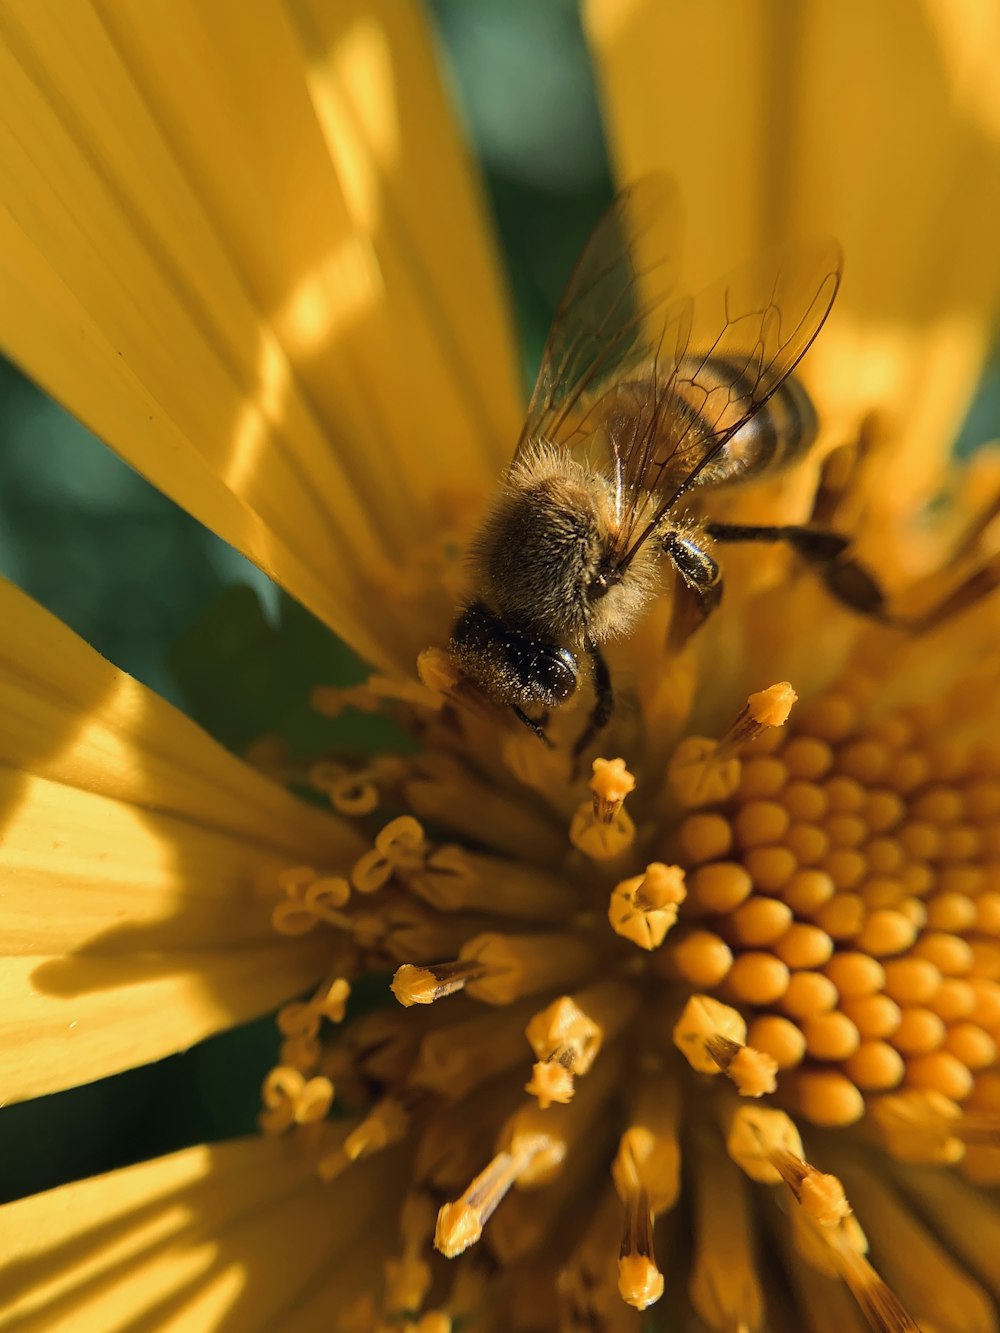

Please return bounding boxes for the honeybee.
[450,177,885,757]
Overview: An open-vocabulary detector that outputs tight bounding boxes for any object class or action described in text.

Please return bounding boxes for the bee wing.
[608,237,843,570]
[514,175,684,484]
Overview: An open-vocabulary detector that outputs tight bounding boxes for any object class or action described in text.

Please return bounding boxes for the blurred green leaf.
[169,585,409,760]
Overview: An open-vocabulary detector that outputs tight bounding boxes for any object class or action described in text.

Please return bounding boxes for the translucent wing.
[609,238,843,570]
[514,179,841,572]
[514,175,683,467]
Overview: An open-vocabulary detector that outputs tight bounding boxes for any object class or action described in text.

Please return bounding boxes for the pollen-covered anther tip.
[721,1042,779,1098]
[526,1059,575,1108]
[391,959,484,1007]
[617,1253,665,1311]
[720,681,798,754]
[667,735,741,807]
[799,1170,851,1228]
[525,995,603,1093]
[589,757,637,822]
[434,1201,483,1259]
[609,863,686,950]
[435,1145,542,1258]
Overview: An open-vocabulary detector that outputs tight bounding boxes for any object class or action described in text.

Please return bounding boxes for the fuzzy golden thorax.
[469,446,658,646]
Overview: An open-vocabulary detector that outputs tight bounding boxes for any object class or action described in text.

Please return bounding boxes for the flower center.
[257,665,1000,1332]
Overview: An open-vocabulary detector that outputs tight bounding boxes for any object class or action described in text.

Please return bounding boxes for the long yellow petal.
[585,0,1000,518]
[0,1136,400,1332]
[0,0,521,670]
[0,579,364,1100]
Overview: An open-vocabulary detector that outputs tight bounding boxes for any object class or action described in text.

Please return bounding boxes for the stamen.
[820,1226,922,1333]
[617,1185,663,1310]
[825,1158,985,1333]
[608,862,687,950]
[726,1104,803,1182]
[524,988,623,1109]
[435,1107,564,1258]
[613,1075,681,1306]
[391,959,490,1007]
[720,681,798,755]
[672,994,777,1095]
[570,758,636,859]
[590,757,636,822]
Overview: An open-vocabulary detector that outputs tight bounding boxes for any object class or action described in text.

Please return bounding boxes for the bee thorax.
[470,449,653,645]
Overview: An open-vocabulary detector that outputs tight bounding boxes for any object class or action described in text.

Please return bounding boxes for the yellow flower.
[2,2,1000,1331]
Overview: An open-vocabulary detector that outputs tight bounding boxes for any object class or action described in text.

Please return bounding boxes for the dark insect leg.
[511,704,555,748]
[706,521,891,621]
[661,530,725,647]
[572,640,615,766]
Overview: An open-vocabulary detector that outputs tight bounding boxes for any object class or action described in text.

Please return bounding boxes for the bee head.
[449,601,580,713]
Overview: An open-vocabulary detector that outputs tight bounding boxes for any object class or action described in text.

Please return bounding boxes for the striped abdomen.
[678,355,819,488]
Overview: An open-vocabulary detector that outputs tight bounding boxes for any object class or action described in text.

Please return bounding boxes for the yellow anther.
[589,757,636,822]
[526,996,603,1074]
[526,1061,576,1109]
[667,735,741,806]
[608,863,686,950]
[390,959,488,1007]
[673,995,745,1074]
[726,1105,804,1183]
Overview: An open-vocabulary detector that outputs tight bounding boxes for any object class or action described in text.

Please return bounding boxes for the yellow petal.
[0,0,521,670]
[0,1136,400,1332]
[585,0,1000,514]
[0,579,364,1099]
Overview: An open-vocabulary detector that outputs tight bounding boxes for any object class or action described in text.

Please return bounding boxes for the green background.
[0,0,996,1208]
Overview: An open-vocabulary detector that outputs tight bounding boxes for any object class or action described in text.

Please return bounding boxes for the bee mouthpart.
[591,568,622,598]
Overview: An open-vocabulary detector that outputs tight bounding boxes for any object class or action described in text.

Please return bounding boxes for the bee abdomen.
[678,356,818,486]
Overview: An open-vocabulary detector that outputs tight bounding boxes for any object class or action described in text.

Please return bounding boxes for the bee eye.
[536,646,579,703]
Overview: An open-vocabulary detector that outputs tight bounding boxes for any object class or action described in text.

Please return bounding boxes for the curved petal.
[585,0,1000,516]
[0,0,521,671]
[0,1135,400,1332]
[0,579,364,1100]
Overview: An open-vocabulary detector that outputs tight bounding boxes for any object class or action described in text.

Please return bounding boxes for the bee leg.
[661,531,724,648]
[572,640,614,768]
[511,705,555,748]
[705,521,890,622]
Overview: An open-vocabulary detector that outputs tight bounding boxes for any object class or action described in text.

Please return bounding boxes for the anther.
[608,862,686,950]
[571,758,637,858]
